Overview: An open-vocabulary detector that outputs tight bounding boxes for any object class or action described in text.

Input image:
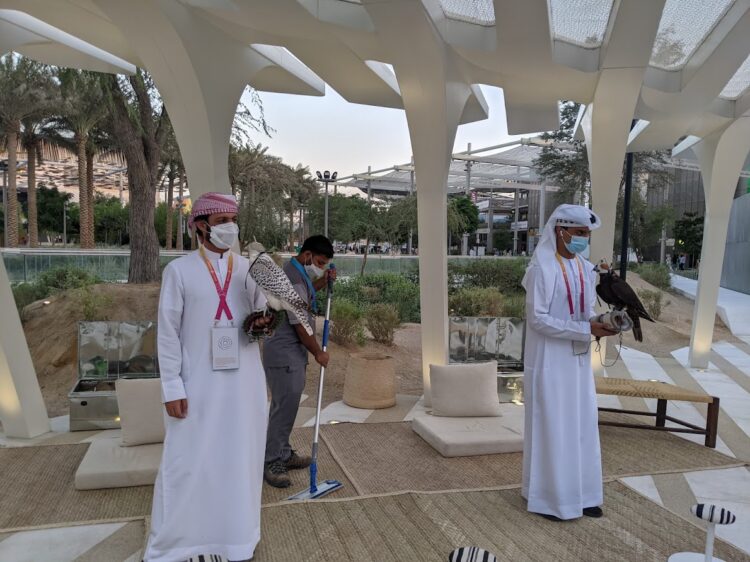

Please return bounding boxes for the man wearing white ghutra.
[521,204,617,521]
[145,192,274,562]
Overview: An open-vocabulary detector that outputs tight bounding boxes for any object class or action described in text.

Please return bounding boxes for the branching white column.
[364,0,471,405]
[688,116,750,367]
[580,71,642,374]
[0,258,49,438]
[97,0,273,196]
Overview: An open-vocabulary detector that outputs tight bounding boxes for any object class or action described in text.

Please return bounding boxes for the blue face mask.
[565,235,590,255]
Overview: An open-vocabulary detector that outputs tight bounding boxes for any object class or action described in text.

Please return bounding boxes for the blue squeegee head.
[287,479,343,501]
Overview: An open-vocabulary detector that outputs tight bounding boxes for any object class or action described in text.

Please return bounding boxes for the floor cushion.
[75,437,162,490]
[412,404,524,457]
[430,362,501,417]
[116,378,165,446]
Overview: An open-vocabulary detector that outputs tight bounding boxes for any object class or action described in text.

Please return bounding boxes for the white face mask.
[208,222,239,250]
[305,263,325,280]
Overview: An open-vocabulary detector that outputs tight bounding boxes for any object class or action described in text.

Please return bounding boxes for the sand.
[17,273,739,417]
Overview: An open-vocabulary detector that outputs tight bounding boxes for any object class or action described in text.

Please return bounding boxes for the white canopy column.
[0,259,49,438]
[580,0,665,372]
[364,0,474,405]
[683,118,750,367]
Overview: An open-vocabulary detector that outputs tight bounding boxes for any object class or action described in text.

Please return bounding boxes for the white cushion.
[412,406,524,457]
[75,437,162,490]
[116,378,165,446]
[429,362,501,417]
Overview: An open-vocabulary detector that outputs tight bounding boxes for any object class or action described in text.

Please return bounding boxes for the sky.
[242,85,526,178]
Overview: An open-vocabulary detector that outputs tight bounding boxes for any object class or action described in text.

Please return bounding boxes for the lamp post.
[316,170,337,238]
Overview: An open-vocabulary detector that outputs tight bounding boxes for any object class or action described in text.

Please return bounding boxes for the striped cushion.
[449,546,498,562]
[691,504,736,525]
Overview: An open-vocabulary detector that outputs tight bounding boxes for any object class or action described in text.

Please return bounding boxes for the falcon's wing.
[610,277,654,321]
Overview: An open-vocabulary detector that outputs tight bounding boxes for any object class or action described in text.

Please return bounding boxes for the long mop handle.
[309,265,335,493]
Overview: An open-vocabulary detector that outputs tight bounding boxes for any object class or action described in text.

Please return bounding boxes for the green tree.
[34,185,73,240]
[674,212,703,267]
[0,54,56,247]
[21,115,59,247]
[101,70,168,282]
[94,194,129,246]
[53,69,109,248]
[448,196,479,240]
[493,222,513,252]
[535,101,671,257]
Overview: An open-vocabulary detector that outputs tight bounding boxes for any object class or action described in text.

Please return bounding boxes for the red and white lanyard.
[200,247,234,322]
[555,252,585,317]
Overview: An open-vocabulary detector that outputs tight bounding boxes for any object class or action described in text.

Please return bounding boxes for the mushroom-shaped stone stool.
[668,503,736,562]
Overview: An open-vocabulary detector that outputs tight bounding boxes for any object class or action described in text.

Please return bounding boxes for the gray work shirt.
[262,260,316,367]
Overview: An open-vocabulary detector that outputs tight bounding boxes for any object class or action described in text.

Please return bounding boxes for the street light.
[316,170,337,238]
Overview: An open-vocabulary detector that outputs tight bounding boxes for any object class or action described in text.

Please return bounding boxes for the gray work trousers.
[264,363,306,464]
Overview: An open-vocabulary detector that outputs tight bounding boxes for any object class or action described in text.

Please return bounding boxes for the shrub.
[35,266,101,295]
[365,303,401,345]
[500,294,526,318]
[637,264,671,290]
[11,266,102,319]
[448,258,528,293]
[333,273,420,323]
[330,298,365,345]
[12,283,45,317]
[638,289,669,321]
[449,287,505,317]
[77,285,114,321]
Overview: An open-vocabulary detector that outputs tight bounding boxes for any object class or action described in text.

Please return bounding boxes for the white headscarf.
[522,204,601,289]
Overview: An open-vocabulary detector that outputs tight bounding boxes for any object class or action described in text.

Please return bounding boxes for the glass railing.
[2,248,517,284]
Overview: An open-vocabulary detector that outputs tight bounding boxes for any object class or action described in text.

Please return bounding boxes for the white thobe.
[521,255,603,520]
[145,248,268,562]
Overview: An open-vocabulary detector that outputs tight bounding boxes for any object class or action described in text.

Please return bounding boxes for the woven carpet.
[1,415,743,531]
[0,428,353,530]
[318,415,744,495]
[254,482,747,562]
[0,444,153,531]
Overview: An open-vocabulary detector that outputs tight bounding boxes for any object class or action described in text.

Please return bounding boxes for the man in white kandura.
[144,192,274,562]
[521,203,617,522]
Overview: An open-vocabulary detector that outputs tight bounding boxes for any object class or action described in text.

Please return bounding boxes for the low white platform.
[411,403,524,457]
[671,274,750,337]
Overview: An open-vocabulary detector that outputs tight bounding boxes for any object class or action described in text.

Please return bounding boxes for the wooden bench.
[595,376,720,448]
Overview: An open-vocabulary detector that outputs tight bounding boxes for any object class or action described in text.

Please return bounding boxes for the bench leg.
[705,397,720,448]
[656,399,667,428]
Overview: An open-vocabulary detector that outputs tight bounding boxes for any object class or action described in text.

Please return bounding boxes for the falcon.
[246,242,314,336]
[595,261,654,342]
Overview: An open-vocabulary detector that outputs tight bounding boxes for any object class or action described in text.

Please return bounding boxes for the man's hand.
[590,321,618,339]
[314,350,330,368]
[252,312,275,330]
[165,399,188,419]
[326,268,337,283]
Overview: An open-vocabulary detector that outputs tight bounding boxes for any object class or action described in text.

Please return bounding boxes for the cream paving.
[0,523,126,562]
[622,467,750,556]
[673,347,750,440]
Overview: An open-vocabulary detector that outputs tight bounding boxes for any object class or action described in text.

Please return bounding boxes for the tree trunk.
[360,237,369,276]
[76,136,91,249]
[176,169,184,251]
[165,168,174,250]
[27,143,38,247]
[86,146,95,248]
[105,72,163,283]
[127,162,160,282]
[289,207,295,250]
[5,127,19,247]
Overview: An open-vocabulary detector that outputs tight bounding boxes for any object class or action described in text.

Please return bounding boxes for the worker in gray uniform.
[262,235,335,488]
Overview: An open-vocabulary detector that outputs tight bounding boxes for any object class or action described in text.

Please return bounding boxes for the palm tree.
[20,116,59,247]
[0,54,56,247]
[54,69,107,249]
[158,119,183,250]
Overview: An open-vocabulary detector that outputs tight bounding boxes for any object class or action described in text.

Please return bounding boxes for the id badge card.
[212,325,240,370]
[573,339,590,356]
